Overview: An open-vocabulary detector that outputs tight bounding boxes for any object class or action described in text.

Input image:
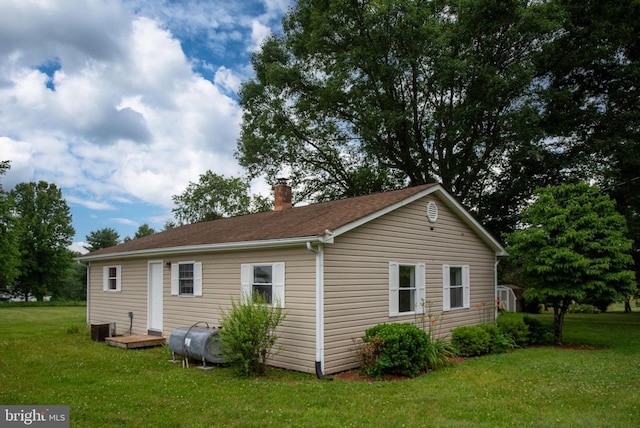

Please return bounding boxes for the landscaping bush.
[359,323,430,378]
[425,338,458,370]
[497,314,530,346]
[523,316,556,345]
[451,325,491,357]
[481,323,516,354]
[219,295,287,377]
[567,303,600,314]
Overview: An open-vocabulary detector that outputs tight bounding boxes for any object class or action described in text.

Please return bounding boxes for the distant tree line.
[0,161,79,302]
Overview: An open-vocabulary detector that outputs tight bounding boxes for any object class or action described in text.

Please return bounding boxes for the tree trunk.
[553,300,569,345]
[624,298,632,313]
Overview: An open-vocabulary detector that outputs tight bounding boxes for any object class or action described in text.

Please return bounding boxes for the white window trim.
[443,264,470,311]
[102,265,121,292]
[170,261,202,297]
[240,262,285,307]
[389,262,425,317]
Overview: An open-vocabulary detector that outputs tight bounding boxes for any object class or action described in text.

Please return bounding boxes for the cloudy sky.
[0,0,292,253]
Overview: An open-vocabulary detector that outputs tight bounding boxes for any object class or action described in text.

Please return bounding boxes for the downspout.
[306,241,332,380]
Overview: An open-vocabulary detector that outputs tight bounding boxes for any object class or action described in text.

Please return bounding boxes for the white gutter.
[306,241,329,380]
[78,235,325,262]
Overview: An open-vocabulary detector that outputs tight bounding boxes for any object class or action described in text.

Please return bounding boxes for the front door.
[148,261,163,334]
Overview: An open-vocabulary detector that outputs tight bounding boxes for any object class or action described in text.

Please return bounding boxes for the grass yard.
[1,306,639,427]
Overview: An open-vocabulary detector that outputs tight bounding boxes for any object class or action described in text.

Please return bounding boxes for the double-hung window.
[171,262,202,297]
[102,265,122,292]
[389,262,425,316]
[443,265,470,310]
[241,263,285,307]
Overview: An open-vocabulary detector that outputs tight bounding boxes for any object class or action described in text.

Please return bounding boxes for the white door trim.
[148,260,164,333]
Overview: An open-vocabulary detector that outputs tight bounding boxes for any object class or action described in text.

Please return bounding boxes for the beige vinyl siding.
[88,247,318,374]
[88,259,148,336]
[323,195,497,374]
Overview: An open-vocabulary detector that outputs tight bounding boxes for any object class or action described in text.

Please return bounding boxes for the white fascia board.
[77,235,326,262]
[328,184,507,256]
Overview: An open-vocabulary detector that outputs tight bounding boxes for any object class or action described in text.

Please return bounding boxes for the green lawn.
[1,306,639,427]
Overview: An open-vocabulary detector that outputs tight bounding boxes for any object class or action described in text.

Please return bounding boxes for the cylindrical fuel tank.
[168,326,226,364]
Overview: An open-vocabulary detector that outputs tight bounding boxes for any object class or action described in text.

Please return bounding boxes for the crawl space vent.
[426,201,438,223]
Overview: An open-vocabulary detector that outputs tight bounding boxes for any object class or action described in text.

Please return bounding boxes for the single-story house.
[79,182,507,376]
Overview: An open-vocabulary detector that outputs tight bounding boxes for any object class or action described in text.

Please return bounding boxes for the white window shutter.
[415,263,426,314]
[273,262,285,307]
[463,265,471,308]
[240,264,252,303]
[102,266,108,291]
[389,262,399,316]
[115,265,122,292]
[171,263,179,296]
[443,265,451,311]
[194,262,203,297]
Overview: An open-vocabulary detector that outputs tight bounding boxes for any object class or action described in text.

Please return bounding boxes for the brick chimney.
[274,178,292,211]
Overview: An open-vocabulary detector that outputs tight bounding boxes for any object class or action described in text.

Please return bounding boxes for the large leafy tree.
[84,228,120,252]
[506,183,636,343]
[171,171,271,225]
[0,161,20,291]
[538,0,640,301]
[238,0,560,208]
[10,181,75,301]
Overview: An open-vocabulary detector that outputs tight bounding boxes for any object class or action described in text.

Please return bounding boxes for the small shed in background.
[497,284,523,312]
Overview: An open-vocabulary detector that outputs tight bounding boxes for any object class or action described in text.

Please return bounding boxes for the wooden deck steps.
[105,335,166,349]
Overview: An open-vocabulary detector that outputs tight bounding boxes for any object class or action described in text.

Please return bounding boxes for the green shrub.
[451,325,491,357]
[425,338,458,370]
[219,295,287,377]
[523,316,556,345]
[359,323,430,378]
[481,323,516,354]
[497,315,530,346]
[567,303,599,314]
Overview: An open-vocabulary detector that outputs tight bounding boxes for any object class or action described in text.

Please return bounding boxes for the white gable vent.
[426,201,438,223]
